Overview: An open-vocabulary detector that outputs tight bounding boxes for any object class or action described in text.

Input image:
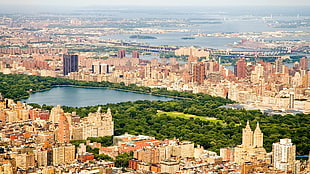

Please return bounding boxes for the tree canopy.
[0,73,309,155]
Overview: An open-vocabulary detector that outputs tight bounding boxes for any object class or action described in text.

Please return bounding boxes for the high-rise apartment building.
[187,50,198,75]
[300,57,308,70]
[220,147,235,162]
[243,121,264,148]
[289,92,295,109]
[49,105,64,123]
[235,58,247,79]
[118,49,126,58]
[71,107,114,140]
[132,51,139,58]
[193,62,205,85]
[52,144,75,166]
[15,153,35,169]
[234,121,266,164]
[63,54,78,75]
[35,150,48,167]
[92,62,109,74]
[275,58,283,74]
[272,138,296,173]
[253,122,264,147]
[57,112,70,144]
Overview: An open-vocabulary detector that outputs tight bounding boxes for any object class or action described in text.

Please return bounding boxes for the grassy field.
[157,110,222,123]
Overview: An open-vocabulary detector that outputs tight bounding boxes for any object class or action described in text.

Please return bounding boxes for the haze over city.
[1,0,310,6]
[0,0,309,173]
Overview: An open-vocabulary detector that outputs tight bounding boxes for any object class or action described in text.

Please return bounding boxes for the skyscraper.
[272,138,296,173]
[63,55,78,75]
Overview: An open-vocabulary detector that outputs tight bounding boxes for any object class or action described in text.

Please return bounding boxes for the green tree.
[115,152,133,167]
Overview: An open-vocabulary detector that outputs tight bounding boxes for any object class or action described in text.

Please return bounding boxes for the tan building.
[160,160,180,174]
[71,107,113,140]
[234,121,266,164]
[15,153,35,169]
[52,144,75,166]
[0,161,14,174]
[49,105,64,123]
[34,150,52,167]
[134,141,194,164]
[172,141,194,158]
[175,47,210,58]
[220,147,235,162]
[41,167,55,174]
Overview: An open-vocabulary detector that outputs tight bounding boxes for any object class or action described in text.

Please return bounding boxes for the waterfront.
[99,6,310,50]
[21,86,173,107]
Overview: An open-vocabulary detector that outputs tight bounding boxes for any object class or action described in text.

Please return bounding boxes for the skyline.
[1,0,310,7]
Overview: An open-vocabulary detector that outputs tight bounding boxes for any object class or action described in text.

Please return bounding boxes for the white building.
[272,138,296,173]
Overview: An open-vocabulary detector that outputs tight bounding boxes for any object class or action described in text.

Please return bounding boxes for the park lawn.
[156,110,222,123]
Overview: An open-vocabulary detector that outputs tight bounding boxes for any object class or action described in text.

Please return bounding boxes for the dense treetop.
[0,73,309,155]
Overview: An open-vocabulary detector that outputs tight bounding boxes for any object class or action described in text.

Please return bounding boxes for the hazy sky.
[1,0,310,7]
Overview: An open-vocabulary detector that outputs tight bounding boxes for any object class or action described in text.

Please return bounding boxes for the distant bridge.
[100,39,177,52]
[101,39,288,56]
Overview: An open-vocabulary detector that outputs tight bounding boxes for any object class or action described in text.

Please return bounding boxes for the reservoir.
[21,86,173,107]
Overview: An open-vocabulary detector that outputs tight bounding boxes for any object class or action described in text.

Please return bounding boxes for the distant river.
[21,87,173,107]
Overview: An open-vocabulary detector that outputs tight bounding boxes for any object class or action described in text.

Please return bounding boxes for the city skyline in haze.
[1,0,310,7]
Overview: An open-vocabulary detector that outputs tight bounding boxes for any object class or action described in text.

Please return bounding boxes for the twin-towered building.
[221,121,300,174]
[233,121,266,164]
[0,97,305,173]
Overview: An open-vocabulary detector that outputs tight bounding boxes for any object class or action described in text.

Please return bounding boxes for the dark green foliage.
[66,100,310,155]
[95,154,113,161]
[115,152,133,167]
[70,140,87,148]
[86,146,99,155]
[0,73,309,156]
[87,136,113,147]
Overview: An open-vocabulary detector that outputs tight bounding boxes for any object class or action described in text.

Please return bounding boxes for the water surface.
[21,86,173,107]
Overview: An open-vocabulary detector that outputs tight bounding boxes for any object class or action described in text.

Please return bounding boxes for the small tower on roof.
[242,120,253,148]
[253,122,263,148]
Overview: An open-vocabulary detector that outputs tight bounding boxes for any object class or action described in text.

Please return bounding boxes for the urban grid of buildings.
[0,13,309,174]
[0,15,309,114]
[0,48,309,114]
[0,97,308,173]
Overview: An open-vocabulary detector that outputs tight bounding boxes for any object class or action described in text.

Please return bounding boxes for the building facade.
[71,107,114,140]
[234,121,266,164]
[63,54,78,75]
[272,138,296,173]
